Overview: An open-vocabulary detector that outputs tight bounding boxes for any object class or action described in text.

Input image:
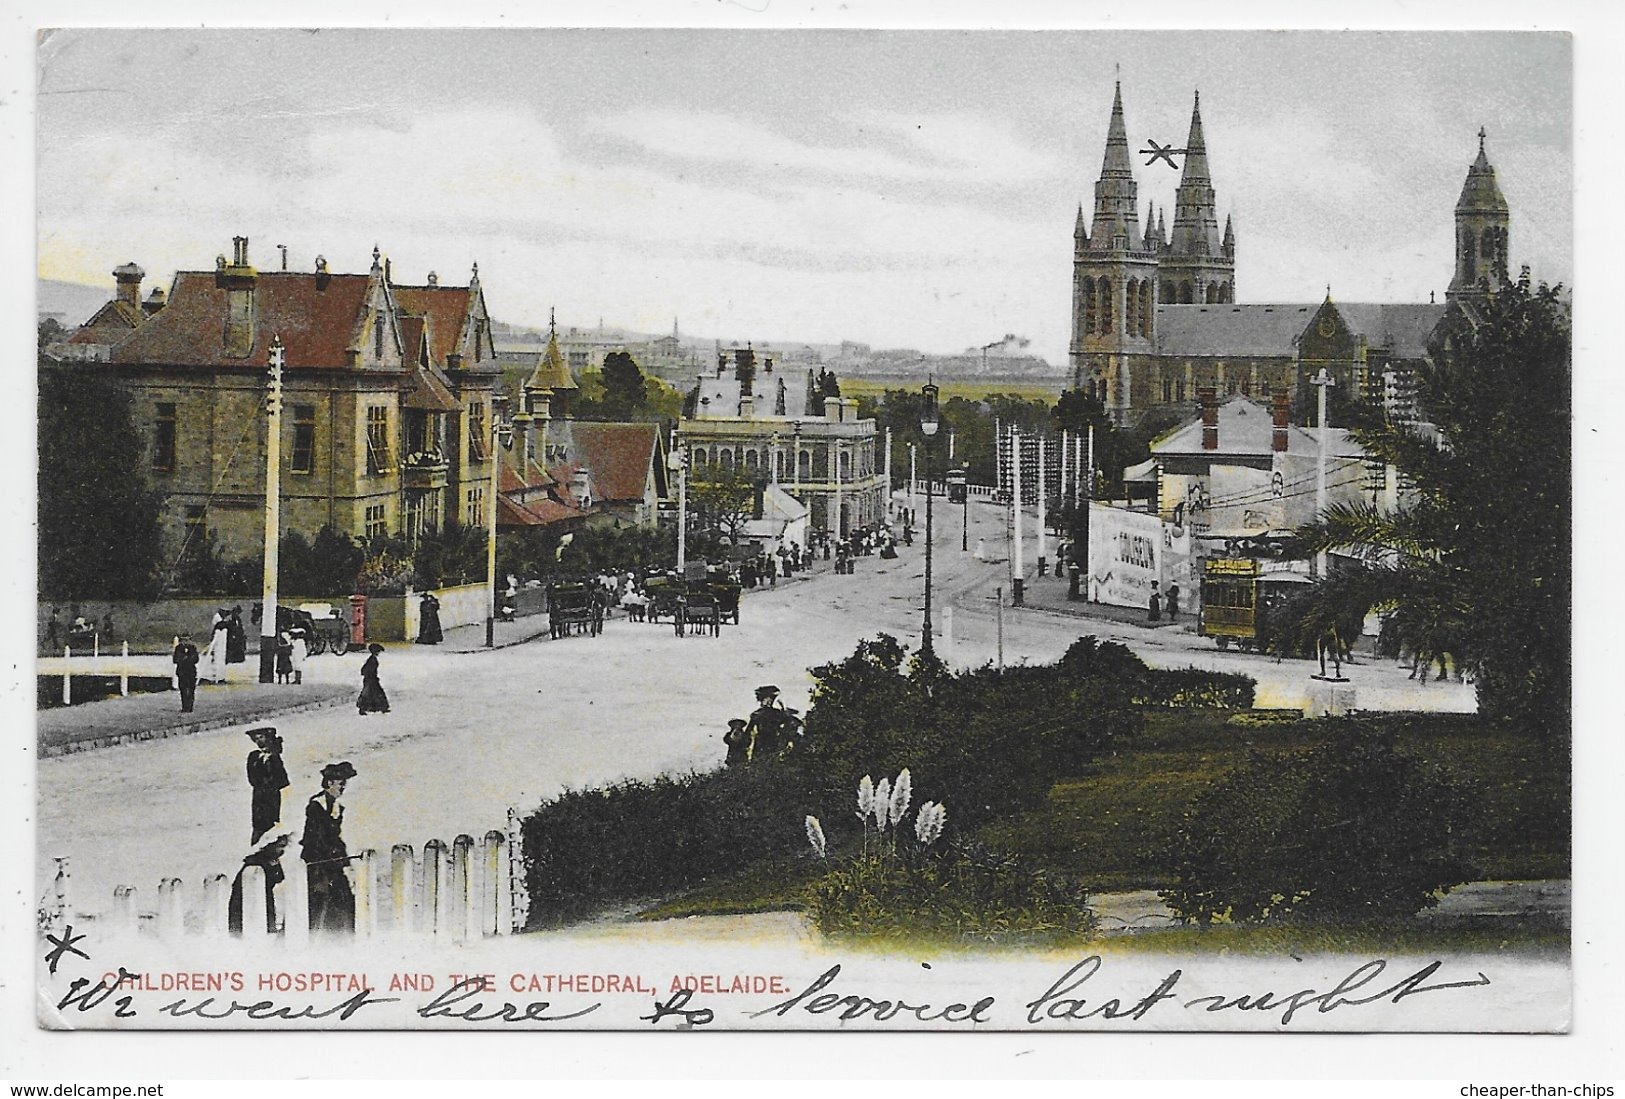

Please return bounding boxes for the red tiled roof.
[500,453,557,495]
[568,421,660,503]
[110,271,376,369]
[67,300,143,344]
[497,489,586,527]
[402,363,461,412]
[393,286,471,368]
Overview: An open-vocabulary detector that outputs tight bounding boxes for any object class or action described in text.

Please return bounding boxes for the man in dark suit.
[301,761,358,935]
[172,633,200,713]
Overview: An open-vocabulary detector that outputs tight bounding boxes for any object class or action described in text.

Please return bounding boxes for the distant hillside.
[37,279,111,327]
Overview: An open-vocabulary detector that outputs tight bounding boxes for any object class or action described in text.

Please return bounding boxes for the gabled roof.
[1152,395,1367,459]
[498,492,586,527]
[66,299,144,344]
[108,270,378,369]
[393,284,479,368]
[1154,304,1313,358]
[565,422,661,503]
[1327,303,1447,359]
[401,363,461,412]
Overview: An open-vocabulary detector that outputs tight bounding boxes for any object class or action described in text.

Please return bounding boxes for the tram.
[1198,556,1312,650]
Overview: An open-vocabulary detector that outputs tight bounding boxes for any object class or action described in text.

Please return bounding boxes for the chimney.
[1272,390,1291,453]
[1199,387,1218,451]
[824,396,842,422]
[277,244,288,271]
[427,271,438,287]
[146,286,166,311]
[217,237,258,358]
[113,262,144,310]
[738,394,755,419]
[314,255,330,290]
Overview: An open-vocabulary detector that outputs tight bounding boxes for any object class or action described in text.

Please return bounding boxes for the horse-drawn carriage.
[548,582,604,639]
[641,573,742,637]
[254,602,351,655]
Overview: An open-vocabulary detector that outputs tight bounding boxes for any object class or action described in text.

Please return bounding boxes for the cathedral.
[1069,83,1513,426]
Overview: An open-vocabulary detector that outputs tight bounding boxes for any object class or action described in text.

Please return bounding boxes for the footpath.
[997,569,1190,632]
[37,678,353,758]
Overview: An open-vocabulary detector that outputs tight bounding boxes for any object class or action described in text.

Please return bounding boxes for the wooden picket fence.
[44,809,532,943]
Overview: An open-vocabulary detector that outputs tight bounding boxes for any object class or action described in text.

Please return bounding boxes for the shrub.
[1136,667,1256,709]
[1161,731,1477,925]
[519,764,842,928]
[804,772,1096,943]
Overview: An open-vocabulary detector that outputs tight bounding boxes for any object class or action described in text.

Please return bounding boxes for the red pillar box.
[349,594,368,646]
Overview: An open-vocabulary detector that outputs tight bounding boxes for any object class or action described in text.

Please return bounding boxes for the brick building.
[55,239,501,564]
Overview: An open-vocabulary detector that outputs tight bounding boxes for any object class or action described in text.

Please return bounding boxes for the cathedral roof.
[1329,303,1448,359]
[1154,304,1314,358]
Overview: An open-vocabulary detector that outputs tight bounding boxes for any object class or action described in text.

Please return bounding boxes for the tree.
[598,351,648,421]
[38,366,164,600]
[1289,274,1570,744]
[689,465,759,548]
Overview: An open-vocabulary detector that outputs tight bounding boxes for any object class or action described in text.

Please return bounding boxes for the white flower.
[889,769,912,827]
[914,801,947,845]
[805,815,827,859]
[857,775,875,823]
[873,778,892,831]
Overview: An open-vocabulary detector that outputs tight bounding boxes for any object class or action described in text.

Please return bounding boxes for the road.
[36,498,1471,916]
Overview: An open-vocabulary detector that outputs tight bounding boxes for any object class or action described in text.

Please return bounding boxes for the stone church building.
[1070,83,1513,426]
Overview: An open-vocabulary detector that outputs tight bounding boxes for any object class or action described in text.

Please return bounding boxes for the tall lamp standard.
[258,335,285,683]
[484,413,514,648]
[919,382,940,657]
[961,462,970,553]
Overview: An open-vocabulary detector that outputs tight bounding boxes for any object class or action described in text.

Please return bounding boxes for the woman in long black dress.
[246,726,289,845]
[228,834,290,936]
[225,605,248,664]
[300,762,357,935]
[416,592,443,644]
[357,642,390,715]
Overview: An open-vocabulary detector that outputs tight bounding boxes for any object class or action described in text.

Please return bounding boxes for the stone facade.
[53,240,501,564]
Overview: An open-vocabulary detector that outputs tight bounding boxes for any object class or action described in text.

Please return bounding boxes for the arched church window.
[1140,282,1153,337]
[1099,280,1112,334]
[720,449,734,472]
[1181,282,1194,305]
[1462,234,1477,281]
[745,449,759,472]
[1126,278,1139,336]
[1082,277,1097,337]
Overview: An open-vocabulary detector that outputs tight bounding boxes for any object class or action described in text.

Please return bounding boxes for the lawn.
[637,709,1570,924]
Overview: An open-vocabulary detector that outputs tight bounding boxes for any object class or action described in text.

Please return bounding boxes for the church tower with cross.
[1446,127,1511,305]
[1156,91,1236,307]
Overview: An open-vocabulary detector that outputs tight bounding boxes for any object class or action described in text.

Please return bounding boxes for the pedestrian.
[745,685,788,762]
[1165,582,1181,622]
[300,762,358,935]
[288,623,307,684]
[225,605,248,665]
[416,591,443,644]
[357,643,390,715]
[100,612,116,642]
[246,726,289,846]
[45,607,62,652]
[228,833,291,936]
[205,608,229,682]
[172,633,200,713]
[723,718,751,768]
[275,632,294,683]
[766,554,778,586]
[1148,582,1162,623]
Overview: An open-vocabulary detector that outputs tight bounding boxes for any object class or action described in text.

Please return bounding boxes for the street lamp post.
[920,382,939,658]
[961,462,969,553]
[1311,367,1335,580]
[485,412,514,648]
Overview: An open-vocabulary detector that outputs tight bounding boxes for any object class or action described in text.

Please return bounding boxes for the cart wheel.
[1216,637,1230,649]
[309,635,328,656]
[331,635,350,656]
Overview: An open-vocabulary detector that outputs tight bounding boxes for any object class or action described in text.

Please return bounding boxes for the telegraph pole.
[1011,427,1024,606]
[1312,368,1334,579]
[258,336,284,684]
[1036,433,1048,576]
[485,409,501,648]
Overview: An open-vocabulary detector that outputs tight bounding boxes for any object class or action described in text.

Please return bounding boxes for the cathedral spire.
[1100,80,1134,180]
[1074,203,1087,243]
[1179,89,1211,186]
[1223,213,1234,256]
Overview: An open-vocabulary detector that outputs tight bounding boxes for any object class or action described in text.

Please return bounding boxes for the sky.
[33,27,1571,364]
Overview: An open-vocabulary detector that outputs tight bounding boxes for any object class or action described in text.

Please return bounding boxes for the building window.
[374,310,385,360]
[1176,380,1186,404]
[152,403,177,472]
[568,351,588,370]
[365,406,394,474]
[467,401,488,461]
[467,487,485,527]
[1162,378,1173,403]
[1226,378,1238,396]
[291,404,316,474]
[182,505,207,565]
[364,504,388,539]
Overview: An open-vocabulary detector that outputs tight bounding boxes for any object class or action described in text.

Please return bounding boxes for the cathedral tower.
[1446,128,1511,304]
[1070,81,1160,414]
[1158,91,1235,305]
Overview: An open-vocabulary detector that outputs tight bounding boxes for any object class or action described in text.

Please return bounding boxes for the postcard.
[30,25,1577,1040]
